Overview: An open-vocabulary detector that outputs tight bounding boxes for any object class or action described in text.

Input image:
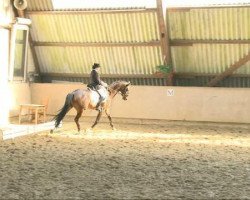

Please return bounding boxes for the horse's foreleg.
[91,110,102,129]
[74,110,83,132]
[105,109,114,129]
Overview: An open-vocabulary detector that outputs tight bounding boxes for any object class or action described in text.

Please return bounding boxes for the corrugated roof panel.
[28,12,159,43]
[35,46,162,74]
[28,10,162,77]
[168,7,250,40]
[172,44,250,74]
[175,76,250,88]
[41,72,250,88]
[27,3,250,87]
[27,0,53,11]
[41,76,167,86]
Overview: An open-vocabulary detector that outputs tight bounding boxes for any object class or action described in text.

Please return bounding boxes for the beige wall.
[0,28,10,126]
[30,83,250,124]
[8,83,31,117]
[0,0,14,126]
[0,0,35,126]
[0,0,14,26]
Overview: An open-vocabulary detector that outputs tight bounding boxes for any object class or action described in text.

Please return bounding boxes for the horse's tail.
[53,93,74,128]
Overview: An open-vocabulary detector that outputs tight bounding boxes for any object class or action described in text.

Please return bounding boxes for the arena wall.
[29,83,250,124]
[0,28,10,126]
[8,83,31,117]
[0,0,15,126]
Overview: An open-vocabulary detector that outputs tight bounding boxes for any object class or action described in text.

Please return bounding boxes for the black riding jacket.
[89,69,106,89]
[90,69,101,85]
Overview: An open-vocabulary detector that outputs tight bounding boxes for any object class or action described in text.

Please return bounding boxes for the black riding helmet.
[92,63,100,69]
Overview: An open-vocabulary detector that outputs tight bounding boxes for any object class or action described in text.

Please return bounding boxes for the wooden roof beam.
[171,39,250,46]
[26,8,157,15]
[33,41,161,47]
[156,0,173,86]
[41,72,250,79]
[207,51,250,87]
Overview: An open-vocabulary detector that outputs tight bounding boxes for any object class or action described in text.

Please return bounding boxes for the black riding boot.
[96,97,104,111]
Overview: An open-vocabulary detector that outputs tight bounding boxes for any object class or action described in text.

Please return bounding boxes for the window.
[9,23,29,82]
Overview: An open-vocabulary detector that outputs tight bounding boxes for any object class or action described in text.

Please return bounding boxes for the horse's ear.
[126,81,131,86]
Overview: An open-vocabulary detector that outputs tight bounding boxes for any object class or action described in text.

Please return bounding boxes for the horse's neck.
[108,82,124,99]
[108,88,119,99]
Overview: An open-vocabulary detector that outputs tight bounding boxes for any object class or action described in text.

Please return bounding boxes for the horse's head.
[119,81,130,100]
[109,81,131,100]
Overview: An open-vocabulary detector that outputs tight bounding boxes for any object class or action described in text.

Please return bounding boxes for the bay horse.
[51,81,130,132]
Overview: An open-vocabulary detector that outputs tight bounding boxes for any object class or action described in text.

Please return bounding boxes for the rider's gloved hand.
[101,82,108,88]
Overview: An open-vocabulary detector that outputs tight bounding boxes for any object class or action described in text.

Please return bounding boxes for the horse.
[51,80,130,132]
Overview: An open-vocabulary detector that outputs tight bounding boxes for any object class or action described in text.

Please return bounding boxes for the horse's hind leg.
[91,110,102,129]
[74,109,83,132]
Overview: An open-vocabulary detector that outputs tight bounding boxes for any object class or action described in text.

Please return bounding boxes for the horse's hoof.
[112,127,117,131]
[58,121,63,128]
[50,129,54,134]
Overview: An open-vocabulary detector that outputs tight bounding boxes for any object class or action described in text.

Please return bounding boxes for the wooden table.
[19,104,46,124]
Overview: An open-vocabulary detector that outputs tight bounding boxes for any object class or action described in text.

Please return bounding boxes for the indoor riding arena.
[0,0,250,199]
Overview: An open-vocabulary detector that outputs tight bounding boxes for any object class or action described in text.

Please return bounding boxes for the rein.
[107,86,119,98]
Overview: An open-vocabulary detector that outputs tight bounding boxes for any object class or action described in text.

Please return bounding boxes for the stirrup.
[96,107,102,112]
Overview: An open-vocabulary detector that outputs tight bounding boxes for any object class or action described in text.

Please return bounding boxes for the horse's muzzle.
[122,96,128,100]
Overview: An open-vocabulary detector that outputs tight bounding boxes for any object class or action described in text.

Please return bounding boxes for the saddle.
[87,84,108,100]
[87,83,97,90]
[87,84,108,91]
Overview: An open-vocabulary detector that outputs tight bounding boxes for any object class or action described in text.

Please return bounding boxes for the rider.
[89,63,108,111]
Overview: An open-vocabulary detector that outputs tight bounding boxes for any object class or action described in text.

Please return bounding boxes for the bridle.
[108,82,130,100]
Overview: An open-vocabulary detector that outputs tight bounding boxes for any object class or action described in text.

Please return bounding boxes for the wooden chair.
[31,97,49,123]
[19,104,46,124]
[37,97,49,120]
[19,98,49,124]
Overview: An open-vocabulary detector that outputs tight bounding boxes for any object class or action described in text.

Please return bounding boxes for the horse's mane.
[108,80,128,91]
